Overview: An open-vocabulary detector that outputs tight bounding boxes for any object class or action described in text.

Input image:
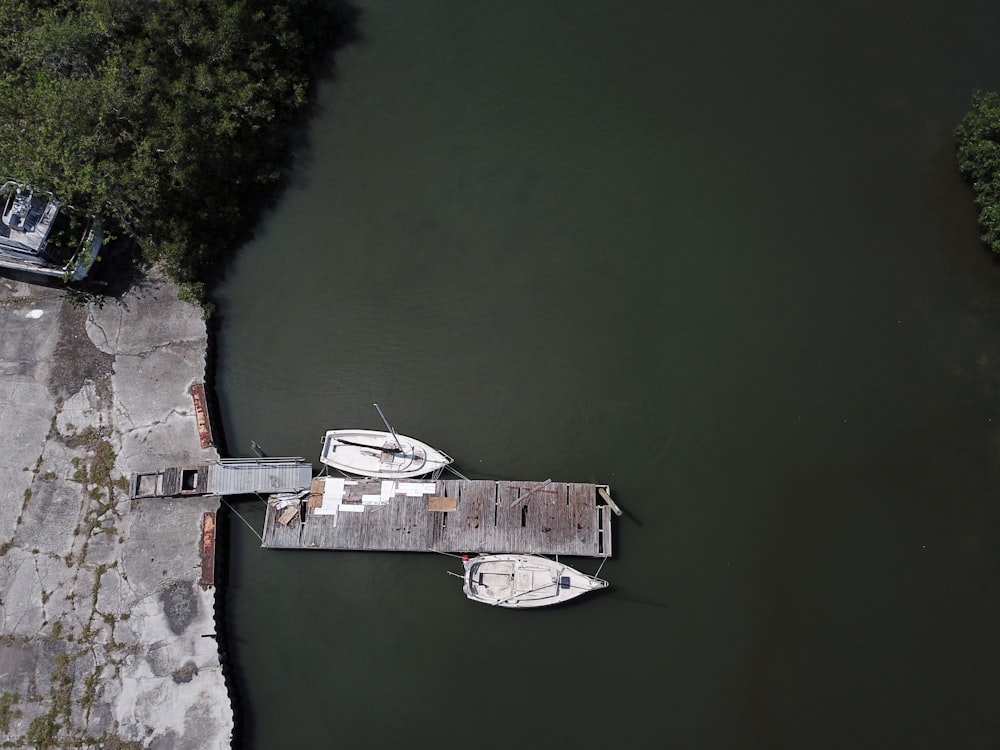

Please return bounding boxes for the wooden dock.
[262,476,614,557]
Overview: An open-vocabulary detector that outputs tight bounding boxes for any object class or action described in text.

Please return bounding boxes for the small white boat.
[462,554,608,608]
[320,428,453,478]
[319,403,452,479]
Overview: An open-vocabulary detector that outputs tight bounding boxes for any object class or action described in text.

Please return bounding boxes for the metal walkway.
[129,458,313,499]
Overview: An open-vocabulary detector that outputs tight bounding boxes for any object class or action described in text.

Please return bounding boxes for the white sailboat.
[462,554,609,608]
[319,404,453,479]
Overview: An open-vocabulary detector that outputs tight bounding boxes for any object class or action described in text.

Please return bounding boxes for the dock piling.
[597,486,623,516]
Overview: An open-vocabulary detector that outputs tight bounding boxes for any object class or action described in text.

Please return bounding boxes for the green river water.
[215,3,1000,747]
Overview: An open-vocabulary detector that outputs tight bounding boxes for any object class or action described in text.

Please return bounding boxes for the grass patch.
[24,653,74,750]
[0,692,21,734]
[91,564,107,608]
[64,427,121,511]
[79,671,100,710]
[26,708,61,749]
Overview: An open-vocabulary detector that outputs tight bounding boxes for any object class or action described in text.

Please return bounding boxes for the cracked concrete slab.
[0,274,232,748]
[88,286,207,357]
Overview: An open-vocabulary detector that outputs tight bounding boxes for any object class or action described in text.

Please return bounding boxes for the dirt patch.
[48,303,114,398]
[159,580,198,636]
[171,662,199,684]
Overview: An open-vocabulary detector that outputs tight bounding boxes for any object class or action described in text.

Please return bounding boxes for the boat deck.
[1,189,58,255]
[262,476,614,557]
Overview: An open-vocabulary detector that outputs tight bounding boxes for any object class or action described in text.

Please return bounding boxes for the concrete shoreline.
[0,273,233,747]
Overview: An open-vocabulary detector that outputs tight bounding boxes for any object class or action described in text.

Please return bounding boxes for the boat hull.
[319,428,452,479]
[462,554,608,608]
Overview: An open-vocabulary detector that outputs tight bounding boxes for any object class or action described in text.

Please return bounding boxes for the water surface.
[217,3,1000,747]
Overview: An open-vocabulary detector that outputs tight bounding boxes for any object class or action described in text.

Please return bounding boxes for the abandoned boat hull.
[0,182,103,281]
[462,554,608,608]
[319,428,453,479]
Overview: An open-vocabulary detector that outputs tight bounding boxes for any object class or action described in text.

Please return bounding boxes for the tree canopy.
[0,0,350,299]
[956,89,1000,253]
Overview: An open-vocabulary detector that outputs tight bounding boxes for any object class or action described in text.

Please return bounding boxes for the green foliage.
[26,710,61,749]
[956,89,1000,252]
[0,692,21,735]
[63,287,106,309]
[0,0,347,301]
[178,280,216,318]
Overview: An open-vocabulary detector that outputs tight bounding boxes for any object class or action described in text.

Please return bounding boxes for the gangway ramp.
[129,458,312,499]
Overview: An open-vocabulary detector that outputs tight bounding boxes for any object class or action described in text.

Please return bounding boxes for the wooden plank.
[307,478,324,509]
[495,480,527,552]
[427,496,458,512]
[190,383,214,448]
[597,485,623,516]
[199,512,216,588]
[162,467,181,496]
[569,483,598,555]
[261,500,276,546]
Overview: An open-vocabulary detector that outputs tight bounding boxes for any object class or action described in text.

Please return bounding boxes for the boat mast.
[372,402,402,451]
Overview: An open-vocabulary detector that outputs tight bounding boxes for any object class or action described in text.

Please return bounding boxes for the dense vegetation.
[956,89,1000,253]
[0,0,350,302]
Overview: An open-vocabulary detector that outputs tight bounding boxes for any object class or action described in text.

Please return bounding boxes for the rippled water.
[216,3,1000,747]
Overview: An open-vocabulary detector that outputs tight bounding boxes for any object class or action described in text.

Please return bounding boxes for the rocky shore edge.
[0,272,233,748]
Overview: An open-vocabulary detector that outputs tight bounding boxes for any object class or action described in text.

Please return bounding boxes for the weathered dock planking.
[262,476,614,557]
